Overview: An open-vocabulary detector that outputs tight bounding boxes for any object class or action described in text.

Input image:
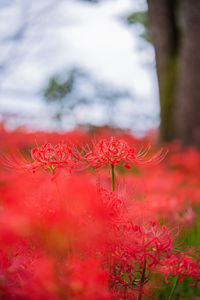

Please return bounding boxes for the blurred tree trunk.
[175,0,200,147]
[147,0,200,148]
[147,0,179,142]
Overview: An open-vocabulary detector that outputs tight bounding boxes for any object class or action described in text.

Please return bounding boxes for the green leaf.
[126,11,152,44]
[127,11,148,28]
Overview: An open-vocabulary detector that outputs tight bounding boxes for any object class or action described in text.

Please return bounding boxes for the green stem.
[168,276,179,300]
[137,257,146,300]
[111,165,115,192]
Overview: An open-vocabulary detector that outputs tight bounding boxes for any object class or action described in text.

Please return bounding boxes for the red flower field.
[0,125,199,299]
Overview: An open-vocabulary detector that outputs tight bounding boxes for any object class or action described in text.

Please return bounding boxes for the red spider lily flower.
[108,221,173,298]
[84,137,165,169]
[31,143,80,173]
[2,143,81,174]
[157,253,200,282]
[113,221,172,270]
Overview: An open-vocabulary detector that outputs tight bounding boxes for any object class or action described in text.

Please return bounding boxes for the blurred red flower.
[157,253,200,282]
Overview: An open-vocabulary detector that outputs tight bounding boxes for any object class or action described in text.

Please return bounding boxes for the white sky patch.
[0,0,159,133]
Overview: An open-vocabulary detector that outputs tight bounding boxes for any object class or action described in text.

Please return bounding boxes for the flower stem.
[168,276,179,300]
[137,257,146,300]
[111,165,115,192]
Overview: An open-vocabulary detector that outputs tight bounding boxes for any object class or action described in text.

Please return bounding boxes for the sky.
[0,0,160,134]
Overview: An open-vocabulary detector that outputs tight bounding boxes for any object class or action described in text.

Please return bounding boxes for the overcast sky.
[0,0,160,134]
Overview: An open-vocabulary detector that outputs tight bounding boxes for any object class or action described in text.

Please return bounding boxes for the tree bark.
[147,0,179,142]
[175,0,200,147]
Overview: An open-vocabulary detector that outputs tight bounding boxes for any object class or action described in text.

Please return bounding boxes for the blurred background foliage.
[126,10,151,43]
[0,0,200,148]
[43,67,132,127]
[0,0,158,136]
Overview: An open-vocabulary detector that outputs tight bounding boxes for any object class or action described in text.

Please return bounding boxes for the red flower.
[31,143,80,172]
[113,221,172,271]
[108,221,173,299]
[84,137,135,169]
[157,253,200,282]
[65,256,112,300]
[84,137,165,169]
[3,143,81,174]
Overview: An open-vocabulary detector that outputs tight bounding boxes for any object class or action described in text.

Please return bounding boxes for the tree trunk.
[147,0,179,142]
[175,0,200,147]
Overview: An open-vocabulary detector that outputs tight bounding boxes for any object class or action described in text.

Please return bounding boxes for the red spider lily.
[112,221,172,270]
[31,143,81,172]
[157,253,200,283]
[84,136,165,169]
[2,143,81,174]
[1,126,200,299]
[108,221,173,299]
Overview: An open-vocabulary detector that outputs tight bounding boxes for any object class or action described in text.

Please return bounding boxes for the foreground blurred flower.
[65,256,112,300]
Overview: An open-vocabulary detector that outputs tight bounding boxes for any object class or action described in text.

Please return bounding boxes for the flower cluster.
[0,127,199,300]
[157,253,200,282]
[3,137,165,175]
